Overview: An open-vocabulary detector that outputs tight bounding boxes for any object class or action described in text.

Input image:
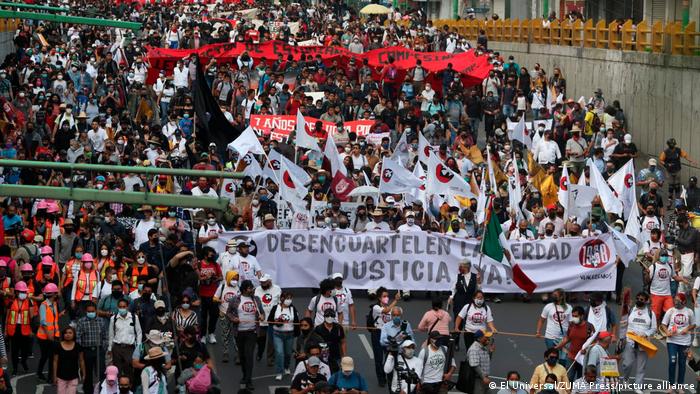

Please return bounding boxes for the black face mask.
[112,290,123,299]
[156,308,166,316]
[635,300,645,308]
[545,229,554,236]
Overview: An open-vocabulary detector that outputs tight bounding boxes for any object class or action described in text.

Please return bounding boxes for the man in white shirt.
[331,273,355,328]
[535,289,572,362]
[132,205,156,248]
[397,211,421,232]
[230,241,262,287]
[621,291,656,391]
[533,131,561,165]
[108,299,142,379]
[364,209,391,231]
[217,238,239,276]
[254,274,282,365]
[173,60,189,89]
[538,207,565,237]
[87,120,108,154]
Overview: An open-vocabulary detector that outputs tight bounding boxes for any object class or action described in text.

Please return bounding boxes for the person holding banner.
[621,291,657,394]
[454,290,497,351]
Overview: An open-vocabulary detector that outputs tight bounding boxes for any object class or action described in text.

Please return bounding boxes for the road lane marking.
[358,333,374,360]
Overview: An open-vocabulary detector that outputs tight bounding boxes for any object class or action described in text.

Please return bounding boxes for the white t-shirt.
[642,240,662,255]
[197,224,224,249]
[648,262,674,296]
[215,284,239,314]
[333,287,354,322]
[217,251,238,277]
[694,277,700,307]
[626,306,656,342]
[272,305,295,332]
[540,303,572,340]
[254,285,282,327]
[371,304,392,328]
[88,128,108,153]
[418,345,455,383]
[237,295,259,332]
[662,307,695,346]
[307,295,340,326]
[457,304,493,333]
[397,224,422,232]
[133,218,156,248]
[230,254,262,287]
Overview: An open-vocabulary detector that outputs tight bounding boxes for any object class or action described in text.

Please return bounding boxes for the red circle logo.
[382,168,393,183]
[419,175,426,190]
[283,171,295,188]
[624,173,633,188]
[423,145,433,158]
[262,293,273,304]
[578,239,610,268]
[435,164,454,184]
[270,160,281,170]
[241,301,255,313]
[225,183,235,193]
[559,176,568,191]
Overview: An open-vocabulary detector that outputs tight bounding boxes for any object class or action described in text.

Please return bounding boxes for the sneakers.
[284,368,291,375]
[208,334,217,344]
[275,374,283,381]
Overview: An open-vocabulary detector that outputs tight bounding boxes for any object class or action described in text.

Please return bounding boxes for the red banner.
[249,114,373,142]
[145,40,492,86]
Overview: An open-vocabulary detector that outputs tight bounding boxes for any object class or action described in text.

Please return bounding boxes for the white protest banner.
[310,201,360,226]
[217,231,618,293]
[366,132,391,147]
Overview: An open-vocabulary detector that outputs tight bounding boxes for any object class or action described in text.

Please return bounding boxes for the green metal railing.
[0,2,69,12]
[0,10,142,30]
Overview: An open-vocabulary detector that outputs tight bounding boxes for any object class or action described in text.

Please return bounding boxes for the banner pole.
[476,196,490,272]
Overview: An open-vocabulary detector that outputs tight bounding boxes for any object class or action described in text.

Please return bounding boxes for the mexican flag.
[482,200,538,294]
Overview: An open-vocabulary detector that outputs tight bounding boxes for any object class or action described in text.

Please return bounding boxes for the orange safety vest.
[6,299,31,337]
[36,300,59,340]
[35,264,59,283]
[0,277,11,307]
[129,265,150,292]
[43,217,65,245]
[63,258,79,288]
[74,270,98,301]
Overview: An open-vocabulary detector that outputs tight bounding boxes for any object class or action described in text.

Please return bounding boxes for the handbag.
[455,360,476,393]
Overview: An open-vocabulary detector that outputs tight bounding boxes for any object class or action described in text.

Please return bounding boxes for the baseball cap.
[648,158,657,166]
[260,274,272,283]
[330,273,343,280]
[307,356,321,367]
[154,300,166,309]
[105,365,118,381]
[597,331,612,339]
[340,356,354,372]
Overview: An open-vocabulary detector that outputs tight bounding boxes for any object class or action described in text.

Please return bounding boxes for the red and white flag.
[607,159,636,220]
[426,154,475,198]
[227,126,264,158]
[418,132,432,164]
[511,116,532,149]
[296,109,321,151]
[322,134,347,176]
[378,158,422,194]
[329,171,356,202]
[279,159,308,206]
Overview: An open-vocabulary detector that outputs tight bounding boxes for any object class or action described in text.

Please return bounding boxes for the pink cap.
[0,258,8,268]
[43,283,58,294]
[37,200,48,210]
[81,253,94,262]
[20,263,33,272]
[41,256,54,266]
[14,281,27,292]
[40,245,53,255]
[105,365,118,381]
[46,203,60,214]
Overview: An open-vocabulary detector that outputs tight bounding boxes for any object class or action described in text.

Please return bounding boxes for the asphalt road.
[13,262,700,394]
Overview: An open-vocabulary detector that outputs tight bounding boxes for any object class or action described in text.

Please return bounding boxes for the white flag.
[607,159,637,220]
[418,132,432,164]
[486,146,498,195]
[510,116,532,149]
[508,151,524,221]
[476,169,488,224]
[221,178,237,200]
[295,109,321,151]
[587,159,623,215]
[323,134,347,176]
[390,131,410,165]
[279,159,308,206]
[426,154,475,198]
[262,149,282,182]
[227,126,264,158]
[237,153,263,179]
[624,203,642,242]
[280,155,311,185]
[558,164,570,210]
[606,223,638,266]
[406,164,427,208]
[574,331,599,366]
[379,158,422,194]
[568,184,598,225]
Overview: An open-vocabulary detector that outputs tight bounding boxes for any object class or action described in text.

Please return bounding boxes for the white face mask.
[474,298,484,307]
[229,280,238,287]
[208,219,216,225]
[324,317,334,324]
[101,249,109,257]
[283,299,292,306]
[403,348,415,358]
[227,247,236,254]
[571,317,581,324]
[18,293,27,300]
[137,257,146,264]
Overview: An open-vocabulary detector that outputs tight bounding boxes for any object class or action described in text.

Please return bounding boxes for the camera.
[386,337,400,354]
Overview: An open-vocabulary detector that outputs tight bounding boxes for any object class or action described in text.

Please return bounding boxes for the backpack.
[366,304,380,332]
[312,295,338,321]
[186,365,212,394]
[22,245,40,266]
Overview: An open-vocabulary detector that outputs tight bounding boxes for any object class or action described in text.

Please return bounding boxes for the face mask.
[193,363,203,370]
[571,317,581,324]
[112,290,122,298]
[324,317,334,324]
[208,219,216,225]
[118,308,128,316]
[260,195,269,202]
[545,229,554,236]
[392,316,401,326]
[636,300,645,308]
[84,262,93,269]
[86,311,97,319]
[156,308,166,316]
[227,247,236,254]
[182,303,190,310]
[18,293,27,300]
[660,256,669,263]
[675,301,683,309]
[403,348,415,358]
[474,299,484,307]
[381,296,389,305]
[546,356,558,366]
[137,257,146,264]
[283,299,292,306]
[101,249,109,257]
[508,381,519,389]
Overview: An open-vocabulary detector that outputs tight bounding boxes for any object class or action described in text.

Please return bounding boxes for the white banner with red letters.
[216,230,618,293]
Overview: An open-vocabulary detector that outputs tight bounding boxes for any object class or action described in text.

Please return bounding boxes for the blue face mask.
[259,195,269,202]
[118,308,128,316]
[193,363,203,370]
[393,316,401,326]
[660,256,669,263]
[86,312,96,319]
[75,252,83,259]
[318,176,326,183]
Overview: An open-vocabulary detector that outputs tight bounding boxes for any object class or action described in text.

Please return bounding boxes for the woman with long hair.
[52,326,85,394]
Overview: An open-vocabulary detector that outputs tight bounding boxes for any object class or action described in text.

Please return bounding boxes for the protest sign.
[218,230,618,293]
[248,114,373,141]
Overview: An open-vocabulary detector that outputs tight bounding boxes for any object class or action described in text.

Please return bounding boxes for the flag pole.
[476,196,491,273]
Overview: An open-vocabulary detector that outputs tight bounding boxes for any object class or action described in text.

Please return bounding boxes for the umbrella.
[347,186,380,198]
[359,4,390,14]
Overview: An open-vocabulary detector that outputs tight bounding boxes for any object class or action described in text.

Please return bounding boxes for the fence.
[425,19,700,56]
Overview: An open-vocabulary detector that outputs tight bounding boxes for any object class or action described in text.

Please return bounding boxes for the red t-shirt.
[566,322,593,359]
[198,261,222,298]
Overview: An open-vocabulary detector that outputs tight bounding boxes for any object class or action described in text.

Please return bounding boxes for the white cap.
[331,272,343,280]
[400,339,416,348]
[260,274,272,282]
[385,196,395,204]
[624,134,632,143]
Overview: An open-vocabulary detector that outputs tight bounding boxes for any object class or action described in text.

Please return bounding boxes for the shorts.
[650,294,673,320]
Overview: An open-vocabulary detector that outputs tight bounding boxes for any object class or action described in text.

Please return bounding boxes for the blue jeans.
[667,342,688,385]
[160,101,170,125]
[503,104,514,118]
[272,331,294,374]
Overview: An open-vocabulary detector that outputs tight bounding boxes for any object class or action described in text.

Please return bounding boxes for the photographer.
[418,331,456,394]
[384,340,423,394]
[380,307,415,349]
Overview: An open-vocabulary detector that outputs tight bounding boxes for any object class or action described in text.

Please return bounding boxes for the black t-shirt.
[174,341,209,371]
[639,192,664,211]
[291,371,327,391]
[612,142,638,169]
[54,342,83,380]
[312,323,345,362]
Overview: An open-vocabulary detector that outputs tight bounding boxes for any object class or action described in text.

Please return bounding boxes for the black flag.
[192,55,241,149]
